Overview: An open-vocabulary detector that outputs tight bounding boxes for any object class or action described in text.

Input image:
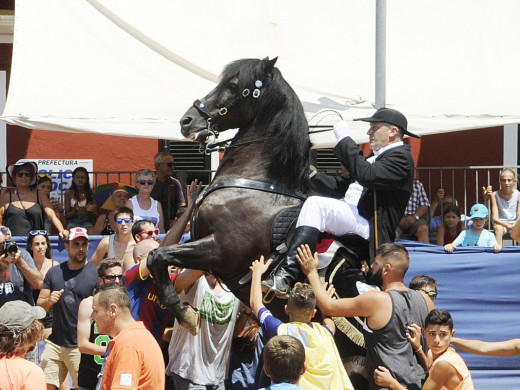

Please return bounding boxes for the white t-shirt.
[130,196,161,228]
[166,276,240,385]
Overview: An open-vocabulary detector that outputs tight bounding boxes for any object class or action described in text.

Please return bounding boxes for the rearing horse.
[148,57,315,331]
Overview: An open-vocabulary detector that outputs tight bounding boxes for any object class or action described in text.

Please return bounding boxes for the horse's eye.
[228,83,239,92]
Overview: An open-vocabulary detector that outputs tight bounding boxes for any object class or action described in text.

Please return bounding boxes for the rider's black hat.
[354,108,420,138]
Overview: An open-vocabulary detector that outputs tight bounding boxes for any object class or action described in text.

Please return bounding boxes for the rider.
[263,108,418,298]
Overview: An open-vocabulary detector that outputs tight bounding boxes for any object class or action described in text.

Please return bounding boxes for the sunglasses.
[137,180,155,186]
[138,229,159,237]
[29,230,48,236]
[16,171,34,177]
[0,227,10,235]
[116,218,132,224]
[102,274,123,281]
[421,289,438,299]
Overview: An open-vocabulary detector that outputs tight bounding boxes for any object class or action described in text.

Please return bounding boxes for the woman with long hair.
[26,230,59,341]
[64,167,98,234]
[0,160,67,238]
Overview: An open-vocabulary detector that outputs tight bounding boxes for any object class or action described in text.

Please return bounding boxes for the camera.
[1,240,18,255]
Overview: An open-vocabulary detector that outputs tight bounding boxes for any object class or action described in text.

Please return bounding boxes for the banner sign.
[28,159,93,200]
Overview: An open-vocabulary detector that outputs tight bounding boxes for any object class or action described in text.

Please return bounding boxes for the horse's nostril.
[181,116,193,127]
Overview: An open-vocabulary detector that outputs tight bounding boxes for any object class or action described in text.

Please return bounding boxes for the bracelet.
[414,345,422,353]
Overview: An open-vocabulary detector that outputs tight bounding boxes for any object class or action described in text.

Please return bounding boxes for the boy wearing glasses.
[77,258,123,390]
[132,219,160,243]
[409,274,438,303]
[151,151,186,228]
[91,207,136,270]
[37,227,99,390]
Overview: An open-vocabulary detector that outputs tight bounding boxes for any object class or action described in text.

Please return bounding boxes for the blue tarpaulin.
[403,240,520,388]
[12,236,520,389]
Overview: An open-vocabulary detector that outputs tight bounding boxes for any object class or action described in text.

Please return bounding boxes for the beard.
[72,252,87,263]
[368,268,383,288]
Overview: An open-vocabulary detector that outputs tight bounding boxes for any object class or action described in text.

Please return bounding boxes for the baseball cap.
[354,108,420,138]
[0,300,46,333]
[469,203,488,219]
[68,227,89,241]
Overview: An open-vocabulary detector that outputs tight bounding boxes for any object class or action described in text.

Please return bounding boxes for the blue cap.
[469,203,488,219]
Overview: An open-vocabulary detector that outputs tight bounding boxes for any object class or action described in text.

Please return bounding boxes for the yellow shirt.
[277,322,354,390]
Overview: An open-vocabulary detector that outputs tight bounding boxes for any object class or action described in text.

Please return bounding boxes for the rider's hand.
[249,256,273,278]
[333,121,349,141]
[296,244,319,276]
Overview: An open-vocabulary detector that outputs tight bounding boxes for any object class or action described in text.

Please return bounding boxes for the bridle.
[191,78,266,154]
[190,78,338,155]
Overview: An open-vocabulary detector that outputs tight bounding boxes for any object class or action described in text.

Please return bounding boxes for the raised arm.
[160,180,202,247]
[451,337,520,357]
[296,244,377,318]
[249,256,273,315]
[173,269,204,294]
[430,188,444,220]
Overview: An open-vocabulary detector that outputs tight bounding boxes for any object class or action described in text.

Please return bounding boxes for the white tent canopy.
[1,0,519,146]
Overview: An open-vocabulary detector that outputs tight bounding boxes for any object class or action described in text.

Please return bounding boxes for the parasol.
[93,182,137,211]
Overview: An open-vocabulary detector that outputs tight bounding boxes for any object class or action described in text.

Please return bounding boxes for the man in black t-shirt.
[38,227,98,390]
[151,151,185,228]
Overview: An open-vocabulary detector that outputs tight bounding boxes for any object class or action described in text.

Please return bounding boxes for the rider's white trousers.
[296,196,370,239]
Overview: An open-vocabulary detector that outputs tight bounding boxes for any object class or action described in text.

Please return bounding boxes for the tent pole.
[375,0,386,109]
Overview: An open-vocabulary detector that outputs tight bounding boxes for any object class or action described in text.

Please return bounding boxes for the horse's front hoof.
[178,302,201,336]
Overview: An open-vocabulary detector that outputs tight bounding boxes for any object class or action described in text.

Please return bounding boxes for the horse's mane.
[222,59,311,192]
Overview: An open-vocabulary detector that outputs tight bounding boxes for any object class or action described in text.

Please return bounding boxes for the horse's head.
[180,57,279,142]
[181,57,310,191]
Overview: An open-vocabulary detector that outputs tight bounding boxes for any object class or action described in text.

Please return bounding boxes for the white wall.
[503,124,519,167]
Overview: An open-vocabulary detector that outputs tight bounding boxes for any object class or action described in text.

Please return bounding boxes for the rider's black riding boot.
[262,226,320,298]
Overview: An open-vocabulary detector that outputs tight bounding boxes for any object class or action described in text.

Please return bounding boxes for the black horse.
[148,57,366,335]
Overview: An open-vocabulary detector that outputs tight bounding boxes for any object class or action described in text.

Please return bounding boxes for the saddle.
[270,205,370,264]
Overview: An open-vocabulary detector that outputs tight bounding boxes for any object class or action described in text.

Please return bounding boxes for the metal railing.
[1,166,515,214]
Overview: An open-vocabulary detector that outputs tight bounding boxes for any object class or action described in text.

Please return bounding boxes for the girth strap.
[202,178,306,201]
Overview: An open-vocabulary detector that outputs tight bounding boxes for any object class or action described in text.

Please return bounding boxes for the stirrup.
[262,286,289,304]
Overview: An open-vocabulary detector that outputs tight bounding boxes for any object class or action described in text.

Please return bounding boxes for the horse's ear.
[262,56,278,73]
